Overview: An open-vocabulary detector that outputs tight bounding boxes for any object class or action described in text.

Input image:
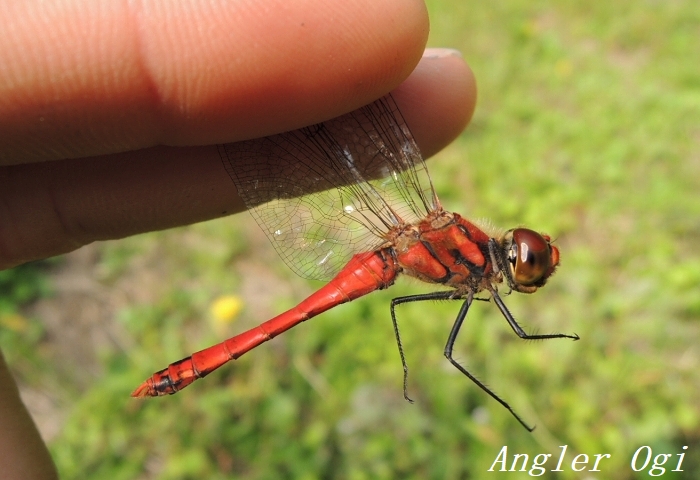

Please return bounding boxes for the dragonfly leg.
[443,291,536,432]
[489,288,580,342]
[390,291,459,403]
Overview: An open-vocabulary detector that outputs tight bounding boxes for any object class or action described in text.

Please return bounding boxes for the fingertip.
[392,49,477,158]
[197,0,431,144]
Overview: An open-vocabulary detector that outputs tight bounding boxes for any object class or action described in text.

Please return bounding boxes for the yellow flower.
[210,295,244,327]
[0,313,29,332]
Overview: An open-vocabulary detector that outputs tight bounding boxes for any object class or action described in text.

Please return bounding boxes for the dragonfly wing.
[219,95,438,281]
[322,95,438,224]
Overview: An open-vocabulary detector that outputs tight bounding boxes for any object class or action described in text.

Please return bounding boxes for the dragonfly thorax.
[389,211,493,291]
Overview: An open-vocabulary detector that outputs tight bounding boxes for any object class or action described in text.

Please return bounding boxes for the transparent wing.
[219,95,438,281]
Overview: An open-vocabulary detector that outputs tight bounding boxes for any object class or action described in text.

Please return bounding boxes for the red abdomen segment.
[131,250,397,397]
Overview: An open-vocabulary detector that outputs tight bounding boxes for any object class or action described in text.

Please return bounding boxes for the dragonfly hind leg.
[390,290,465,403]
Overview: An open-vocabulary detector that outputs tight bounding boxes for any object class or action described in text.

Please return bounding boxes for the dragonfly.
[132,94,578,430]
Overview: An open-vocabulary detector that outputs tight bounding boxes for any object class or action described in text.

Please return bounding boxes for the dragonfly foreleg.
[489,288,580,342]
[390,290,459,403]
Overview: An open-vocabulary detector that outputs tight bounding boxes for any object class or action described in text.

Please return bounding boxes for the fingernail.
[423,48,463,59]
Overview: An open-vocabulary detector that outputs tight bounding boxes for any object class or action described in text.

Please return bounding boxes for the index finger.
[0,54,476,270]
[0,0,429,164]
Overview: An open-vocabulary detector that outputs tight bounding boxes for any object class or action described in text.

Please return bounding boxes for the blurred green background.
[2,1,700,478]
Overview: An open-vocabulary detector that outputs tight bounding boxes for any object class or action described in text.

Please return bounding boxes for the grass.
[3,1,700,478]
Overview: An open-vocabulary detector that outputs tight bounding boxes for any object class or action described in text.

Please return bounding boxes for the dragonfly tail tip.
[130,381,154,398]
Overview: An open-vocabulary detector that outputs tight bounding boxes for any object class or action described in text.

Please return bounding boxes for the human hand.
[0,0,476,478]
[0,0,475,270]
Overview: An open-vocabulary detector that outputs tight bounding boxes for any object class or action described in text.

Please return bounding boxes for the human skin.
[0,0,476,478]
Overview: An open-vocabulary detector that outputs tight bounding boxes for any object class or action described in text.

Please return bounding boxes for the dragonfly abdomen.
[132,250,399,397]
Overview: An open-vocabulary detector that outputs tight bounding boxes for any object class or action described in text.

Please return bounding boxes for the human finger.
[0,0,429,165]
[0,53,476,269]
[0,351,58,480]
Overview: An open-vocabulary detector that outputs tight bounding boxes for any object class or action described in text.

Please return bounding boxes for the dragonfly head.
[501,228,559,294]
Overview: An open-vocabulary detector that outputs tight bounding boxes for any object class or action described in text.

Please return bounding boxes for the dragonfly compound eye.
[509,228,553,286]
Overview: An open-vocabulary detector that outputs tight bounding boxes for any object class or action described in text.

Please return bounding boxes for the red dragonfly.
[132,95,578,430]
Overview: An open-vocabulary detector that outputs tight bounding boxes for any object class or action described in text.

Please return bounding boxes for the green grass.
[3,1,700,478]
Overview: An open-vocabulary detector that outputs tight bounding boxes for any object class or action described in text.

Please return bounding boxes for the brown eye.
[509,228,553,286]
